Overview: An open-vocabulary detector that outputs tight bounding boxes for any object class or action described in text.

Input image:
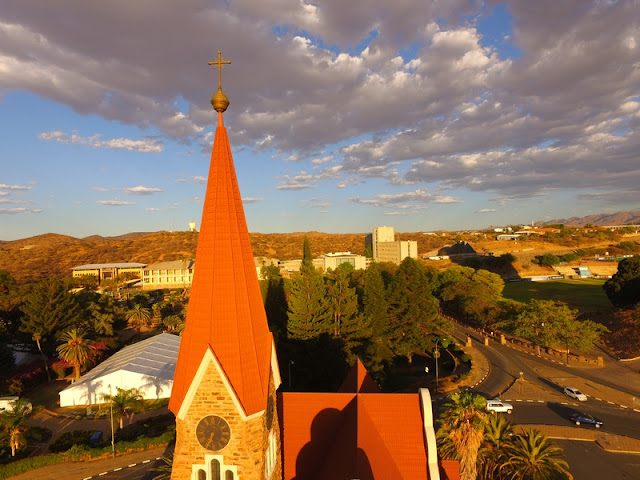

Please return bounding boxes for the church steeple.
[169,53,275,418]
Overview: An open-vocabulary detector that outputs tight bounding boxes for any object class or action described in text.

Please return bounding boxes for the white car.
[486,398,513,414]
[564,387,587,401]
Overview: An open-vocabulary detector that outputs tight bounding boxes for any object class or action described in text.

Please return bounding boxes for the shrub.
[49,430,93,453]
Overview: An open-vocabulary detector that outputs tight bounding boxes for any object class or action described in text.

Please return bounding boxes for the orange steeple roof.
[169,102,273,416]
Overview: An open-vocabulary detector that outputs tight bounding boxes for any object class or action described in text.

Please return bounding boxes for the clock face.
[196,415,231,451]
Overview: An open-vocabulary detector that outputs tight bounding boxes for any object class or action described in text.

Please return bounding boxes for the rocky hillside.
[540,210,640,227]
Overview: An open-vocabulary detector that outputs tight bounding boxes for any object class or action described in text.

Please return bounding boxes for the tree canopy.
[603,256,640,308]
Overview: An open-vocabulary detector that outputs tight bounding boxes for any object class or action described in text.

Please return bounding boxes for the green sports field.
[502,278,614,314]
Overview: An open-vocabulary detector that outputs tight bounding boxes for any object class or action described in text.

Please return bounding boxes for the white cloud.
[476,208,496,213]
[0,207,42,214]
[0,199,34,204]
[38,131,162,153]
[96,200,135,206]
[0,184,31,191]
[242,197,264,204]
[123,185,163,195]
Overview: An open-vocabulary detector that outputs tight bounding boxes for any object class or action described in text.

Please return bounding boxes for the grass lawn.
[502,278,614,315]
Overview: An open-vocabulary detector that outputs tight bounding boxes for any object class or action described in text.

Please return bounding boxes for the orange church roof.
[169,110,273,417]
[279,363,453,479]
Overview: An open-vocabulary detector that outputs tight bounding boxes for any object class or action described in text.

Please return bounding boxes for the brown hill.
[1,228,636,285]
[0,230,454,284]
[540,210,640,227]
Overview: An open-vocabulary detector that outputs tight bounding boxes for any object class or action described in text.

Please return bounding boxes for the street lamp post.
[109,384,115,458]
[434,339,440,394]
[288,360,294,390]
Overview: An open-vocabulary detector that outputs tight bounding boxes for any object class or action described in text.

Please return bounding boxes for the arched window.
[211,459,221,480]
[197,469,206,480]
[225,471,234,480]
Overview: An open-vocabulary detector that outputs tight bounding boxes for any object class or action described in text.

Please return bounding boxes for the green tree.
[98,387,145,430]
[534,253,561,267]
[386,258,442,363]
[286,264,331,340]
[0,399,33,457]
[19,277,82,381]
[126,304,152,333]
[362,263,392,374]
[56,329,95,380]
[507,299,607,357]
[502,429,571,480]
[302,235,313,266]
[363,244,373,258]
[437,391,487,480]
[326,265,359,336]
[162,314,185,333]
[603,256,640,308]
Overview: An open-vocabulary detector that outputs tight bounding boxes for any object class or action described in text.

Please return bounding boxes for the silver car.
[564,387,587,401]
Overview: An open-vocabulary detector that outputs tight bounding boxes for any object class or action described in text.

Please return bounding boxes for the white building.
[371,226,418,264]
[321,252,368,271]
[59,333,180,407]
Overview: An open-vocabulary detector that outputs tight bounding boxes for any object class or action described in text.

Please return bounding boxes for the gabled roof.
[279,362,446,479]
[60,333,180,392]
[169,111,274,417]
[280,392,430,479]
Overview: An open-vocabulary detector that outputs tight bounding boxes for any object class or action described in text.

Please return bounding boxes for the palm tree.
[502,429,572,480]
[98,387,145,430]
[56,329,95,380]
[0,399,33,457]
[477,413,515,480]
[437,391,487,480]
[150,454,173,480]
[162,314,184,333]
[127,304,152,333]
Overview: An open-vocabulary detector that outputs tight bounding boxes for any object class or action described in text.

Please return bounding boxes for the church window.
[265,429,277,479]
[211,459,221,480]
[197,469,206,480]
[225,471,234,480]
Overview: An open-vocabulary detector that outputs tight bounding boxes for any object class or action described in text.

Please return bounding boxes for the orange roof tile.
[338,359,381,393]
[279,391,432,479]
[169,111,273,416]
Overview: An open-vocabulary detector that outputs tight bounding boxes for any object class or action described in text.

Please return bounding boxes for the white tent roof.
[59,333,181,406]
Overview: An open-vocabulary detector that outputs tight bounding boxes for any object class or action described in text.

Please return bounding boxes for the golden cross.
[208,51,231,90]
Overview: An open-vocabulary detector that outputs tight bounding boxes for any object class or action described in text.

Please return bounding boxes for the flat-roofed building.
[142,260,194,290]
[321,251,368,271]
[371,226,418,264]
[72,263,146,284]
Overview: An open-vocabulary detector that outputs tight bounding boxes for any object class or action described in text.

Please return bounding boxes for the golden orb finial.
[208,51,231,112]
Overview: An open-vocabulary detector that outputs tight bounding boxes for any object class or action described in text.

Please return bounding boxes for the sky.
[1,0,639,241]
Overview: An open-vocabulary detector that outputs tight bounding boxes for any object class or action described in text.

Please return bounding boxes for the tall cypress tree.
[362,262,392,373]
[386,257,440,363]
[302,235,313,267]
[286,263,331,340]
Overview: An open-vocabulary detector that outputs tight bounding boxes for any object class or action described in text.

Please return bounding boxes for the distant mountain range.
[539,210,640,227]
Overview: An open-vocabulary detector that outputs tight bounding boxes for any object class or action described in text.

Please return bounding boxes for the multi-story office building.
[370,226,418,264]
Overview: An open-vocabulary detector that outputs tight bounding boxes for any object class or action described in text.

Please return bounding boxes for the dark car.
[569,411,602,428]
[89,430,103,447]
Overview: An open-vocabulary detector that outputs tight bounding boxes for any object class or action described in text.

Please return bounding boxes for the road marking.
[620,405,628,408]
[527,399,533,402]
[142,459,151,464]
[129,463,137,467]
[538,400,544,403]
[99,473,108,477]
[113,467,122,471]
[607,401,615,404]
